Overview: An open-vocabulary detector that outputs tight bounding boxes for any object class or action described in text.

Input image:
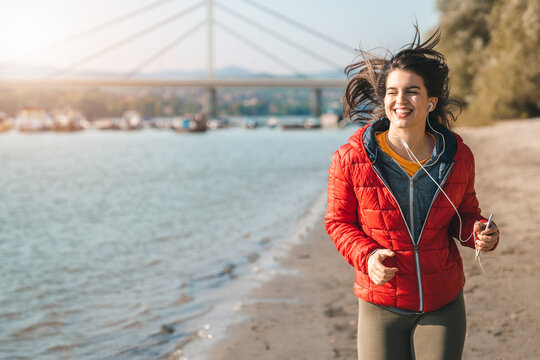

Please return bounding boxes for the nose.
[396,91,407,104]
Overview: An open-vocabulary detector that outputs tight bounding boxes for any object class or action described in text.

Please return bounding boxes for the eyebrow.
[386,86,421,90]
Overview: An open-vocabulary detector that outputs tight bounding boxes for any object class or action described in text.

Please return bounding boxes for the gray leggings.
[357,292,466,360]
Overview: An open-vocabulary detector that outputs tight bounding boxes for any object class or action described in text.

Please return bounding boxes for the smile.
[393,108,413,117]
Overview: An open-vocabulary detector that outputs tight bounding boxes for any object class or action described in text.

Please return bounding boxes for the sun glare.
[7,26,45,56]
[0,4,66,64]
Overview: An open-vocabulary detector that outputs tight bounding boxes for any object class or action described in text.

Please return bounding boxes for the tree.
[436,0,496,102]
[436,0,540,121]
[470,0,540,119]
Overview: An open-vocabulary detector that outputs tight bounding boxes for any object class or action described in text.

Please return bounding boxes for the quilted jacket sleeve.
[449,147,485,249]
[325,149,381,274]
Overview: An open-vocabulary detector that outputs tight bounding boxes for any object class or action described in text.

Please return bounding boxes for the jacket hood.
[348,118,460,165]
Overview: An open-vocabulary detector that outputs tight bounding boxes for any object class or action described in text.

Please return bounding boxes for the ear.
[429,97,439,112]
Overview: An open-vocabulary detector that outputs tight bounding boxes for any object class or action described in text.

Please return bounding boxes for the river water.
[0,124,357,359]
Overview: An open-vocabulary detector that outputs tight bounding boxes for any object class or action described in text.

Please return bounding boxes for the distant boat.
[267,117,280,128]
[51,107,86,132]
[16,107,52,132]
[121,111,143,130]
[172,114,207,133]
[280,118,321,130]
[0,112,13,132]
[152,117,174,129]
[238,118,258,129]
[93,117,120,130]
[92,111,142,131]
[207,116,231,130]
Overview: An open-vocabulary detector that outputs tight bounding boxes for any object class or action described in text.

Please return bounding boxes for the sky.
[0,0,440,77]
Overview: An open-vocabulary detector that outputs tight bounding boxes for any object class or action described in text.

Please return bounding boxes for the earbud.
[428,102,433,111]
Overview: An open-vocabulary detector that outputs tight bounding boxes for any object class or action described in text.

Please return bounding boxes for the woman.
[325,27,500,359]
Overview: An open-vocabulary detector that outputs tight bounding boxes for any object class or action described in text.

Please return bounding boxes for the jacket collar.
[348,118,458,165]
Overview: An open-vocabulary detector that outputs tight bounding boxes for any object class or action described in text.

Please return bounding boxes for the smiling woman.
[326,25,500,360]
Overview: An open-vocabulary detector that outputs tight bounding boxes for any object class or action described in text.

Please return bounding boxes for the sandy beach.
[211,118,540,360]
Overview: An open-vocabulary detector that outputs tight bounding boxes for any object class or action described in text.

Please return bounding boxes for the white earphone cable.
[401,135,474,244]
[393,108,501,277]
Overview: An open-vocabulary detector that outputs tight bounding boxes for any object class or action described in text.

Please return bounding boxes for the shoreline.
[210,213,357,360]
[209,118,540,359]
[176,190,336,360]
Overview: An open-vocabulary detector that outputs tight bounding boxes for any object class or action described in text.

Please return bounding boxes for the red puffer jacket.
[325,124,485,312]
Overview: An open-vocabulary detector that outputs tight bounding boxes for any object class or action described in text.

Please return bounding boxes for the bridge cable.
[0,0,176,70]
[215,21,306,77]
[214,2,344,71]
[237,0,354,54]
[47,1,205,79]
[124,19,206,78]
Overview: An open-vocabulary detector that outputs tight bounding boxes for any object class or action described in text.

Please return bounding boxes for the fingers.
[475,236,498,251]
[474,221,498,235]
[480,226,498,236]
[378,249,395,258]
[474,219,500,252]
[367,249,398,285]
[370,266,398,285]
[476,227,499,252]
[473,221,484,233]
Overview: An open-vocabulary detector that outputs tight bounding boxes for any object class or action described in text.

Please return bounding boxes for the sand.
[211,118,540,360]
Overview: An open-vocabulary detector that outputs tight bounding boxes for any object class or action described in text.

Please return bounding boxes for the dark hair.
[343,25,461,129]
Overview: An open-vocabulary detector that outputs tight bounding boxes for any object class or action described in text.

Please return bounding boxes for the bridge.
[0,0,352,117]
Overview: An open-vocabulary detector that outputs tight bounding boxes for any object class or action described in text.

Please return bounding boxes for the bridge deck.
[0,78,347,88]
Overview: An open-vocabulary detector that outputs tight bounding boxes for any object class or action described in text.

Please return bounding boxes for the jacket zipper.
[413,162,455,312]
[372,162,455,312]
[413,244,422,311]
[410,177,415,239]
[409,176,424,312]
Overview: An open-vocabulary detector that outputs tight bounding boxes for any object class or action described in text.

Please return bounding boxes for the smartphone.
[475,213,493,259]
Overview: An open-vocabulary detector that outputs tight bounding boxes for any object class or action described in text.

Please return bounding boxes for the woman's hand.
[474,221,500,252]
[367,249,398,285]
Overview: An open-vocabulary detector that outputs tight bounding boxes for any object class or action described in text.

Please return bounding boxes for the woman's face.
[384,69,436,132]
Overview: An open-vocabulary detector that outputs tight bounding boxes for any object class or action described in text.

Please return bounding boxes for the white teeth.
[395,109,412,115]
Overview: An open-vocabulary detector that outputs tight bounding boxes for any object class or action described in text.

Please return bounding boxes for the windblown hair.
[343,25,461,129]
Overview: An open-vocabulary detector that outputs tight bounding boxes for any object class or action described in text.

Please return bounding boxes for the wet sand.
[211,118,540,360]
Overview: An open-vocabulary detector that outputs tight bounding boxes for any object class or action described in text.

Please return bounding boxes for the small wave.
[147,259,162,267]
[122,320,142,329]
[152,231,192,243]
[138,305,154,317]
[61,266,84,273]
[12,321,64,338]
[157,330,200,360]
[193,264,236,282]
[40,302,59,310]
[0,311,21,320]
[44,344,73,354]
[152,236,172,243]
[14,285,35,293]
[168,294,193,307]
[168,306,213,327]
